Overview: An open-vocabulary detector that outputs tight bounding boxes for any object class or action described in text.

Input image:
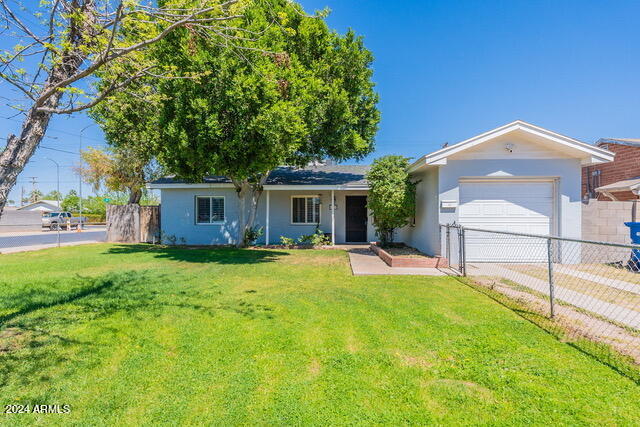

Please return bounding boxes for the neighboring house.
[582,138,640,201]
[17,199,61,212]
[148,120,614,261]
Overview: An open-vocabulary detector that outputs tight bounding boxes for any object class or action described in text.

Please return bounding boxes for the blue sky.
[2,0,639,203]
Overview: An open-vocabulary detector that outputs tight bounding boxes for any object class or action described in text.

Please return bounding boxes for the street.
[0,226,106,254]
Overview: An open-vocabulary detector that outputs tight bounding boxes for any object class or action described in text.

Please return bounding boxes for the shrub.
[83,213,105,223]
[244,226,264,245]
[280,236,296,247]
[298,230,331,246]
[366,155,417,247]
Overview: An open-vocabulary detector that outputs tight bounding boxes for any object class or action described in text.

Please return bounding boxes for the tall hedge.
[366,156,417,246]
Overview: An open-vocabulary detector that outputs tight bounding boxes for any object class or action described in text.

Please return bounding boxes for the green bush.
[279,236,296,247]
[366,155,417,246]
[298,230,331,246]
[83,214,106,223]
[244,226,264,245]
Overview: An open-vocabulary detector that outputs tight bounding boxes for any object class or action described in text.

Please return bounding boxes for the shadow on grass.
[451,275,640,385]
[103,244,289,264]
[0,269,275,389]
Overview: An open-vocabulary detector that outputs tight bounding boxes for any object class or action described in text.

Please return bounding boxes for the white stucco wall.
[437,158,583,242]
[402,167,440,255]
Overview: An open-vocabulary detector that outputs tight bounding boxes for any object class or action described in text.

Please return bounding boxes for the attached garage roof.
[409,120,615,173]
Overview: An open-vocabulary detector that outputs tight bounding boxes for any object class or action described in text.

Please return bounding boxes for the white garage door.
[458,181,554,262]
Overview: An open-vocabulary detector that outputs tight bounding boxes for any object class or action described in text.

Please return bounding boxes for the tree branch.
[0,0,47,45]
[34,5,244,108]
[36,66,156,114]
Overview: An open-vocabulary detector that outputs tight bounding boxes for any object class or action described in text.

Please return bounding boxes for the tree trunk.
[0,3,89,218]
[0,92,63,217]
[233,179,249,247]
[232,173,270,248]
[128,187,142,204]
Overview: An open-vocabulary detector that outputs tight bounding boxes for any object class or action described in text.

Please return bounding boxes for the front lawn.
[1,244,639,425]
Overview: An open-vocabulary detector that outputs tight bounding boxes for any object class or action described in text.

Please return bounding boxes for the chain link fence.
[0,223,107,254]
[441,223,640,367]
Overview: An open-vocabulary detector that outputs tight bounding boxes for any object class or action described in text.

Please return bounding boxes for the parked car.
[42,212,87,230]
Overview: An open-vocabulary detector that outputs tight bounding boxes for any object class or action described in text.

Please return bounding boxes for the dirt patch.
[308,358,322,377]
[395,351,434,369]
[381,244,429,258]
[276,254,345,266]
[346,333,361,353]
[0,327,28,353]
[425,379,494,400]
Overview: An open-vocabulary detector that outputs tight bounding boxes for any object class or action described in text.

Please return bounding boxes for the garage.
[458,180,555,262]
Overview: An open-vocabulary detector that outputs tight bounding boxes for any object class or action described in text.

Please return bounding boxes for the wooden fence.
[106,204,160,243]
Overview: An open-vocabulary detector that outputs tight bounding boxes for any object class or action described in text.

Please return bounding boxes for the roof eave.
[411,121,615,169]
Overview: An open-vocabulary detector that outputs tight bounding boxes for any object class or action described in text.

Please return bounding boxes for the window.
[292,196,321,224]
[196,196,225,224]
[588,169,601,198]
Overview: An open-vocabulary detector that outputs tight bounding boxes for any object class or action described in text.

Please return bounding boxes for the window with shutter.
[196,196,225,224]
[291,196,320,224]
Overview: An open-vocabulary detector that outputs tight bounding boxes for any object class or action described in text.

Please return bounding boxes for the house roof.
[17,200,60,210]
[149,165,371,189]
[597,138,640,148]
[409,120,615,172]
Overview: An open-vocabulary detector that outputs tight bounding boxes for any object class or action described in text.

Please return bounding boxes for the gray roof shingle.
[151,165,370,187]
[597,138,640,148]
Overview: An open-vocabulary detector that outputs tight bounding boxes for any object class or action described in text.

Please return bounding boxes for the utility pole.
[78,123,95,230]
[27,177,37,203]
[46,158,60,209]
[20,186,25,207]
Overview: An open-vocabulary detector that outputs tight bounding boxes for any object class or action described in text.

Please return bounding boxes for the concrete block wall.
[0,210,41,232]
[582,199,636,244]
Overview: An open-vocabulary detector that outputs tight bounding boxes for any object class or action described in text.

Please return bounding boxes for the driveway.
[468,262,640,330]
[0,226,106,254]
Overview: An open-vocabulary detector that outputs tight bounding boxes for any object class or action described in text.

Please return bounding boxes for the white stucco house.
[148,121,614,261]
[17,199,61,212]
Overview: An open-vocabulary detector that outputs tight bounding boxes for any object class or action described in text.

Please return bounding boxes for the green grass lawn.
[1,244,639,425]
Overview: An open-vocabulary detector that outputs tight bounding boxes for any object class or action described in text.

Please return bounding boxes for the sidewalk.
[0,239,104,254]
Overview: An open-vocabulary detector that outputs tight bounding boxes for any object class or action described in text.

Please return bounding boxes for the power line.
[0,116,105,143]
[39,145,79,155]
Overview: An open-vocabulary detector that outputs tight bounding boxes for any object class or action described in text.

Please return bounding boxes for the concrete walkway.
[468,263,640,329]
[348,248,452,276]
[555,265,640,295]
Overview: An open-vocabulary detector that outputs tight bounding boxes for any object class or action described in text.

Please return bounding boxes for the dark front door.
[345,196,368,242]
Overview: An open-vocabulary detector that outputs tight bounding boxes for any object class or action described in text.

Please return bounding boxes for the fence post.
[459,226,467,277]
[547,238,555,318]
[446,225,451,264]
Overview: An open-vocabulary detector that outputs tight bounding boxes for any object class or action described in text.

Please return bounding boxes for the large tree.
[154,1,380,246]
[86,78,162,204]
[0,0,257,217]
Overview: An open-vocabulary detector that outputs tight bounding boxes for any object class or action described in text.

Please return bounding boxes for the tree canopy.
[366,156,417,246]
[78,146,160,204]
[0,0,261,216]
[151,0,379,245]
